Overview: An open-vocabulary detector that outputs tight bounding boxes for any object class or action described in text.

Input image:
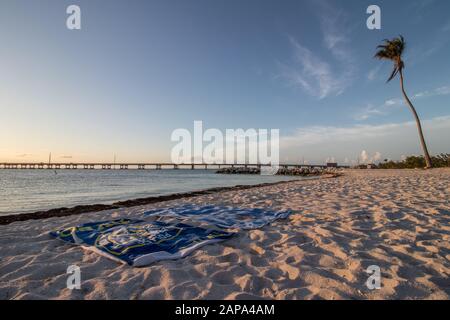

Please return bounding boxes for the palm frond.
[374,36,407,81]
[387,66,400,82]
[374,50,392,60]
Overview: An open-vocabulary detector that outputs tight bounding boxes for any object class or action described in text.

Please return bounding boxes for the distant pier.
[0,162,350,170]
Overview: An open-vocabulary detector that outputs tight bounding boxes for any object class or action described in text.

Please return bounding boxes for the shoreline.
[0,173,340,226]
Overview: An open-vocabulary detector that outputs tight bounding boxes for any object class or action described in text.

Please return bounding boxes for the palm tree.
[375,35,432,168]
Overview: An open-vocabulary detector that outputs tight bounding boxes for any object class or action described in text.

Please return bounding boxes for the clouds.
[282,121,408,148]
[353,85,450,121]
[353,104,387,121]
[408,18,450,63]
[280,115,450,163]
[413,85,450,99]
[411,0,436,9]
[279,37,350,99]
[359,150,382,164]
[278,2,355,99]
[353,98,403,121]
[360,150,369,163]
[367,64,382,81]
[373,151,382,162]
[319,8,351,64]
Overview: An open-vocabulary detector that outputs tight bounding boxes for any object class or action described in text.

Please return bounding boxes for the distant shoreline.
[0,173,341,226]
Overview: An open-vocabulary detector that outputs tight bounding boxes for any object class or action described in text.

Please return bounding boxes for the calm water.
[0,170,300,216]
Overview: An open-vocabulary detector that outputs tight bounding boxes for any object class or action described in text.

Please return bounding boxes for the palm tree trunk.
[399,69,433,168]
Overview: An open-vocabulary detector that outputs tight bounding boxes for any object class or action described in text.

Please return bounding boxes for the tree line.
[368,154,450,169]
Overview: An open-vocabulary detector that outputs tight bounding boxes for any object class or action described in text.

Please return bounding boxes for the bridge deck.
[0,162,349,170]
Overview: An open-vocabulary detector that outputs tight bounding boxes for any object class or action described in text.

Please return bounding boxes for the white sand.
[0,169,449,300]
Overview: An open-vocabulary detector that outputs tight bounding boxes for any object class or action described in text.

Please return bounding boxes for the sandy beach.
[0,169,449,300]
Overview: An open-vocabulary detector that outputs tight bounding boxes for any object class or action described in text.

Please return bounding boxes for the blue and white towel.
[50,206,291,267]
[144,204,292,230]
[51,218,233,267]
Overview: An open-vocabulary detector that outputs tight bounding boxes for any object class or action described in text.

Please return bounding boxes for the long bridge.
[0,162,349,170]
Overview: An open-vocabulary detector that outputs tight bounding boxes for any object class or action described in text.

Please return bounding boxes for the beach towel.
[144,204,292,230]
[51,219,233,267]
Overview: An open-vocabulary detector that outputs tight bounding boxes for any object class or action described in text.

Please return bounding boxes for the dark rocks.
[216,167,260,175]
[216,166,340,176]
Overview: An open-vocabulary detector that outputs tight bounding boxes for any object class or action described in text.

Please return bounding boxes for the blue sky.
[0,0,449,164]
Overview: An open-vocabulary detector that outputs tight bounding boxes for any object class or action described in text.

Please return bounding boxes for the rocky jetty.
[216,166,339,176]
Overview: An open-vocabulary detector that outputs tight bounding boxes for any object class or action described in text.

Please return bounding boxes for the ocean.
[0,169,300,216]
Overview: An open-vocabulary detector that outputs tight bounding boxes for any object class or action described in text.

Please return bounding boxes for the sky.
[0,0,449,164]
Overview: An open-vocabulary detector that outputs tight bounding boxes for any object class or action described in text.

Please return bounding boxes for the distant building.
[326,162,338,168]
